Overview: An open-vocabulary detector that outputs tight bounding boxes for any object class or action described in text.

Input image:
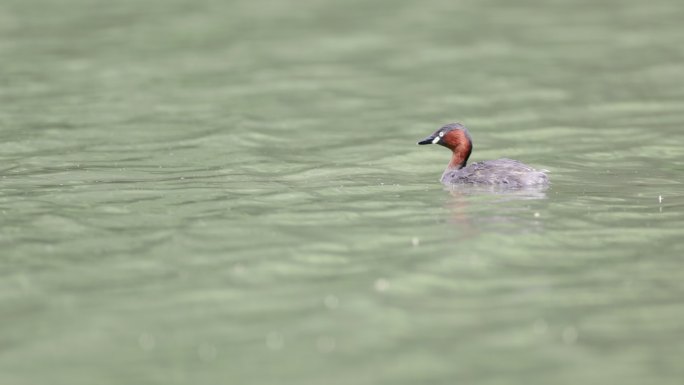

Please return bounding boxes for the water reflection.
[444,185,549,236]
[446,184,549,200]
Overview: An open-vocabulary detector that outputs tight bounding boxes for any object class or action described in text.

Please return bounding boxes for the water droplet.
[316,336,336,353]
[198,343,218,361]
[562,326,578,344]
[323,295,339,309]
[266,332,284,350]
[533,319,548,334]
[138,333,156,351]
[232,264,245,275]
[374,278,390,292]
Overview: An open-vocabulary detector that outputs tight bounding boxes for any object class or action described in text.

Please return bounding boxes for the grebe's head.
[417,122,473,169]
[417,123,472,149]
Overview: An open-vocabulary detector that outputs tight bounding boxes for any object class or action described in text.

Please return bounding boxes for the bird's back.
[441,158,549,187]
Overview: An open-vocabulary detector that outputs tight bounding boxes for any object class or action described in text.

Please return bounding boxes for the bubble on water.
[198,343,218,361]
[138,333,156,351]
[374,278,390,292]
[562,326,579,344]
[411,237,420,247]
[17,275,31,291]
[469,254,485,269]
[266,332,284,350]
[232,264,246,275]
[316,336,336,353]
[532,318,548,334]
[323,295,339,309]
[533,212,540,218]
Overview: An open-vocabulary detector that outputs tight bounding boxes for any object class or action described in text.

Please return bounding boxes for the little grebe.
[418,123,549,187]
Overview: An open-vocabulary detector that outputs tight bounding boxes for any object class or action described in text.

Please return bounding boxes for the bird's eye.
[439,131,445,137]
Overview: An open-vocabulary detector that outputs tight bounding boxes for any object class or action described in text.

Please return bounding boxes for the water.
[2,0,684,384]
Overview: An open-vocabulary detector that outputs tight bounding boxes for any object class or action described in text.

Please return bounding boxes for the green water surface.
[2,0,684,384]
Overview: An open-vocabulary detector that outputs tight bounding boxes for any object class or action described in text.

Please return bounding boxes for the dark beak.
[417,134,437,145]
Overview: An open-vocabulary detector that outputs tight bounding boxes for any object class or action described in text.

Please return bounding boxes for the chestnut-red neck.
[443,130,472,169]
